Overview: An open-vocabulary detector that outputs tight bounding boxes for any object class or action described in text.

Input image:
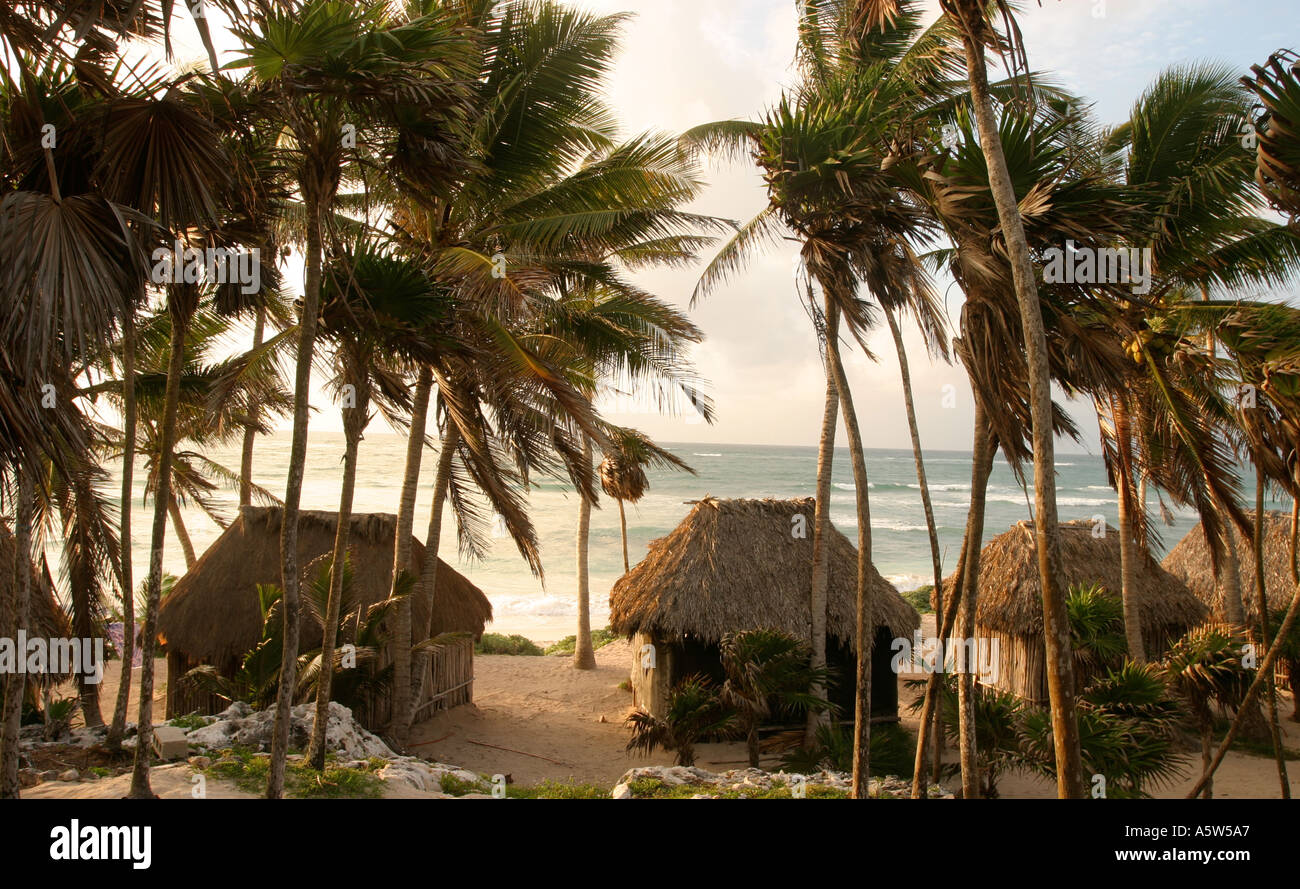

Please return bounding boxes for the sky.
[157,0,1299,454]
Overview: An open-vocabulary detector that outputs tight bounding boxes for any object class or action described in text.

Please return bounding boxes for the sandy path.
[405,639,757,785]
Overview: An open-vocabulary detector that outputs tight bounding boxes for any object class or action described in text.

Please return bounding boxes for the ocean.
[98,432,1289,644]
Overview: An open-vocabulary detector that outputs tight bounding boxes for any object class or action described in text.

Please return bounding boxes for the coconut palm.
[887,92,1148,796]
[1166,302,1300,796]
[383,2,719,730]
[227,0,477,796]
[598,429,670,574]
[1242,51,1300,221]
[929,0,1082,798]
[305,240,463,768]
[535,279,713,671]
[684,1,970,794]
[1092,63,1300,667]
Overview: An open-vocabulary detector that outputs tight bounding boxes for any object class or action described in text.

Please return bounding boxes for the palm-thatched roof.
[1162,509,1297,624]
[943,519,1207,637]
[158,506,491,668]
[1,521,72,642]
[608,496,918,645]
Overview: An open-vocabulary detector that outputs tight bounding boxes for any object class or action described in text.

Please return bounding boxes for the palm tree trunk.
[1,472,34,798]
[575,437,598,671]
[1217,495,1247,626]
[238,306,266,508]
[128,304,188,799]
[1290,496,1298,585]
[912,522,971,796]
[268,198,325,799]
[805,353,839,747]
[954,3,1084,798]
[1200,719,1213,799]
[884,306,946,775]
[1253,463,1290,798]
[958,398,996,799]
[388,366,431,741]
[108,312,137,750]
[1113,397,1146,661]
[819,296,873,798]
[617,499,629,573]
[308,370,368,769]
[69,534,103,728]
[409,423,459,723]
[168,497,196,568]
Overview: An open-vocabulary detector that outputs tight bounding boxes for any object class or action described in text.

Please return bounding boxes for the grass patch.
[438,773,491,796]
[624,777,847,799]
[507,780,609,799]
[544,627,619,656]
[902,585,934,614]
[166,713,211,732]
[203,747,384,798]
[475,633,544,656]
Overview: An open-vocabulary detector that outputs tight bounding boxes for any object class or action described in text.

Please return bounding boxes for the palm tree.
[228,0,476,795]
[1242,51,1300,221]
[32,449,122,728]
[305,240,458,768]
[685,2,964,794]
[719,629,834,768]
[1094,64,1300,662]
[599,428,692,574]
[1180,301,1300,796]
[931,0,1082,798]
[537,280,713,671]
[385,1,718,729]
[624,674,737,767]
[1163,623,1253,799]
[887,94,1146,796]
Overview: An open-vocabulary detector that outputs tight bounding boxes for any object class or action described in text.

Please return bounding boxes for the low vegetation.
[203,748,384,799]
[624,777,847,799]
[475,634,546,657]
[545,628,618,656]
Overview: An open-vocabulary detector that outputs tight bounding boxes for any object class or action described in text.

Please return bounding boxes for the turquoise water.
[100,433,1288,643]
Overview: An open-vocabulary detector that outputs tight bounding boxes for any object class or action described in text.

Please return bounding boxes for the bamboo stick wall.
[165,636,477,730]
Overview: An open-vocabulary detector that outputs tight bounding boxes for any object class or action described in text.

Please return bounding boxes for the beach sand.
[26,632,1300,798]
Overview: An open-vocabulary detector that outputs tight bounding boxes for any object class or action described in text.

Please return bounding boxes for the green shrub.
[508,780,608,799]
[903,585,934,614]
[475,633,544,656]
[624,776,848,799]
[544,627,619,656]
[167,713,211,732]
[779,721,914,779]
[203,748,383,798]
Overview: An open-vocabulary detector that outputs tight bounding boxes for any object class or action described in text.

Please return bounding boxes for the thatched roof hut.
[943,519,1208,703]
[947,519,1207,640]
[610,497,919,720]
[158,506,491,724]
[1,522,73,686]
[1162,509,1297,625]
[610,497,918,643]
